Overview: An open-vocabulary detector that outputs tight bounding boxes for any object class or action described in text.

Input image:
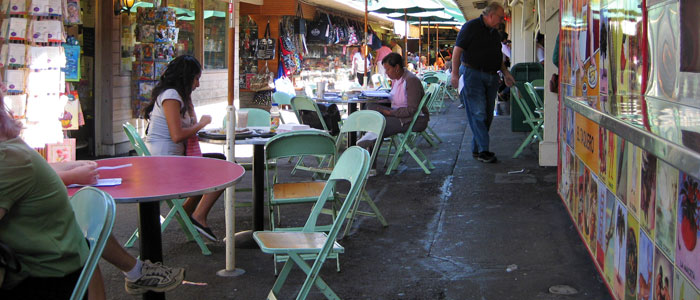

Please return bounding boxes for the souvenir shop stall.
[557,0,700,299]
[1,0,88,161]
[239,0,394,107]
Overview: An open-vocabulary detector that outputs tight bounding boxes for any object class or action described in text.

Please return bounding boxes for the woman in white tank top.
[141,55,220,241]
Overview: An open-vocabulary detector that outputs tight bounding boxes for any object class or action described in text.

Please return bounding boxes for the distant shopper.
[374,43,393,75]
[390,39,403,55]
[352,46,372,86]
[536,33,545,65]
[450,2,515,163]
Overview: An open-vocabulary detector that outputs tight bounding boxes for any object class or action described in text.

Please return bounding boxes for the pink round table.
[68,156,244,300]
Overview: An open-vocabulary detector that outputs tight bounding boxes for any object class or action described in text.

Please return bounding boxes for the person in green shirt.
[0,89,184,298]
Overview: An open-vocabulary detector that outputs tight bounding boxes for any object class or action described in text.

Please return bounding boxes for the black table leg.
[234,143,264,249]
[138,202,165,300]
[348,103,358,146]
[252,144,265,231]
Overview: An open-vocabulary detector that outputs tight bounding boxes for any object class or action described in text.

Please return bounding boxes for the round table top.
[67,156,245,203]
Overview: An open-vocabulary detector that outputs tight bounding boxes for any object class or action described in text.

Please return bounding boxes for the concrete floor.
[99,99,612,299]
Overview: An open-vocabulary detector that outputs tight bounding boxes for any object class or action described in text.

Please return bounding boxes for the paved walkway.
[100,99,612,299]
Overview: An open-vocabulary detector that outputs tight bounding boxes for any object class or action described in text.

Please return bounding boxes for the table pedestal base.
[216,268,246,277]
[234,230,259,249]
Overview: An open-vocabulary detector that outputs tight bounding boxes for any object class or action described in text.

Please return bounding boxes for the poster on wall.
[604,189,618,285]
[575,113,600,174]
[654,248,674,300]
[676,172,700,289]
[640,151,658,238]
[627,143,642,217]
[674,269,700,300]
[655,160,679,260]
[614,137,628,203]
[596,180,608,267]
[637,231,654,300]
[612,200,628,300]
[625,215,639,300]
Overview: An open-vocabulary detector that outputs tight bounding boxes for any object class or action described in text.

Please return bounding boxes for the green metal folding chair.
[290,96,334,175]
[524,82,544,116]
[69,187,115,300]
[384,85,437,175]
[265,130,338,232]
[314,110,388,236]
[511,87,543,158]
[122,123,212,255]
[419,88,444,147]
[253,146,370,300]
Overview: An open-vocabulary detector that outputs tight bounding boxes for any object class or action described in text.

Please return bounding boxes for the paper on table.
[67,178,122,188]
[361,90,391,98]
[96,164,132,170]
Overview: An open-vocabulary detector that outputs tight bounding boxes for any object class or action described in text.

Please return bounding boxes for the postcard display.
[558,0,700,299]
[0,0,84,161]
[131,7,177,117]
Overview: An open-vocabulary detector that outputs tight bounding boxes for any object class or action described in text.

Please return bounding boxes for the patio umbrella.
[369,0,444,66]
[386,12,455,64]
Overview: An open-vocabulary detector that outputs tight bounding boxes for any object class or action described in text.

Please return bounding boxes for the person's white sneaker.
[125,260,185,295]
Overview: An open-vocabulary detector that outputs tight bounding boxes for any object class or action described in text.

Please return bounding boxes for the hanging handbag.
[255,22,276,60]
[306,13,329,44]
[294,3,306,35]
[249,63,275,91]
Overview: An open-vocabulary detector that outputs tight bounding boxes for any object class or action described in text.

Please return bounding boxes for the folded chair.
[122,123,212,255]
[69,187,115,300]
[253,146,370,300]
[511,86,543,158]
[384,85,437,175]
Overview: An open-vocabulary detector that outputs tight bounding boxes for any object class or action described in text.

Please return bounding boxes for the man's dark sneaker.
[477,151,497,163]
[125,260,185,294]
[472,152,479,158]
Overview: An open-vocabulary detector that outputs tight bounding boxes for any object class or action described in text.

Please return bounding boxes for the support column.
[539,0,559,166]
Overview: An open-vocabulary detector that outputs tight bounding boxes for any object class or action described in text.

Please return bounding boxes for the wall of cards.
[558,0,700,299]
[1,0,83,162]
[131,6,177,118]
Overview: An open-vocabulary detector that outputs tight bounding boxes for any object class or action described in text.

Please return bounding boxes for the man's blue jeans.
[459,66,499,153]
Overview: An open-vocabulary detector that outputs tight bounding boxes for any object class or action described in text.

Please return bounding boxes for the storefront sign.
[575,112,599,174]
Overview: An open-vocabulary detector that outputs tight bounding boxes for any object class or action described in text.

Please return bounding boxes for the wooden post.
[403,9,407,67]
[364,0,368,86]
[435,23,439,66]
[418,18,421,63]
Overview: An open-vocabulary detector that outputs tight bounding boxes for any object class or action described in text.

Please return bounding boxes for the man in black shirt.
[450,2,514,163]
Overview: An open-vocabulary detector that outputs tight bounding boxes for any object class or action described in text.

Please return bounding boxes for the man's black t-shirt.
[455,16,503,72]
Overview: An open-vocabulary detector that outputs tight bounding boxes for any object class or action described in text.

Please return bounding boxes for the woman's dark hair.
[142,55,202,120]
[381,52,404,69]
